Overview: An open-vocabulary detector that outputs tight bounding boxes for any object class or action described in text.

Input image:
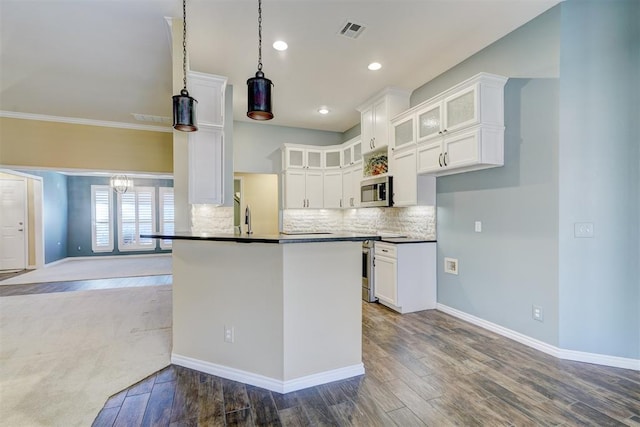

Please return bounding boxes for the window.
[117,187,156,251]
[91,185,114,252]
[159,187,174,249]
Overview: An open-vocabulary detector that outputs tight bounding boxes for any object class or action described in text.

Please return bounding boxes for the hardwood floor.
[0,274,172,297]
[93,302,640,426]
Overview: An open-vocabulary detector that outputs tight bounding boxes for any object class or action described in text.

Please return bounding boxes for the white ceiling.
[0,0,558,133]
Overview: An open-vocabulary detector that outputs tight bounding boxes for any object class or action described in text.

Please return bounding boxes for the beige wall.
[0,117,173,173]
[235,173,279,234]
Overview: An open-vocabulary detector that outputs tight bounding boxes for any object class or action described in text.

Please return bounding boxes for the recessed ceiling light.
[368,62,382,71]
[273,40,288,51]
[318,107,330,115]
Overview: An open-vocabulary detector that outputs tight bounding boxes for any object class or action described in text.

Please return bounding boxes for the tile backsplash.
[282,206,436,239]
[191,205,234,234]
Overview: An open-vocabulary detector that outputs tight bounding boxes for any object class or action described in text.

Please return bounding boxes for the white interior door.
[0,179,27,270]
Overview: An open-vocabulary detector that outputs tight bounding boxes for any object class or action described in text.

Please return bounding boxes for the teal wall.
[415,1,639,359]
[66,175,173,257]
[233,121,343,174]
[21,170,68,264]
[558,0,639,358]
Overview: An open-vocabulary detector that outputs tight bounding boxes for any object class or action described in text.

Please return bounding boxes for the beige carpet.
[0,285,172,426]
[0,254,172,286]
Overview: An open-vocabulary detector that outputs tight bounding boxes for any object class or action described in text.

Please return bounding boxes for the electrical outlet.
[574,222,594,238]
[444,257,458,275]
[475,221,482,232]
[224,325,234,343]
[532,305,543,322]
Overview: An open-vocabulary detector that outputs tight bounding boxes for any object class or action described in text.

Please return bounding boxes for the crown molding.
[0,110,173,133]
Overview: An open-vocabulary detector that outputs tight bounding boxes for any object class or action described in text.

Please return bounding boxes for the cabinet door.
[342,168,353,208]
[351,165,362,207]
[371,97,388,150]
[305,170,324,208]
[417,141,444,175]
[324,149,342,169]
[187,72,225,127]
[374,255,397,305]
[444,85,477,132]
[361,105,375,154]
[443,128,479,170]
[285,147,305,169]
[352,140,362,163]
[342,145,352,166]
[188,127,224,205]
[392,146,417,206]
[323,170,342,209]
[392,115,415,150]
[284,170,306,208]
[306,149,323,169]
[417,103,442,143]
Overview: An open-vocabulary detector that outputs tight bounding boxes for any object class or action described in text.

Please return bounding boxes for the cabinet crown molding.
[356,87,412,112]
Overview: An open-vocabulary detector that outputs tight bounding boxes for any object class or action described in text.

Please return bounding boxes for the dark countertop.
[141,232,381,244]
[379,238,437,244]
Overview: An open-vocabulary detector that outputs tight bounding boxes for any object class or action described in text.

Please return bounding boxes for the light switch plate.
[574,222,594,238]
[475,221,482,232]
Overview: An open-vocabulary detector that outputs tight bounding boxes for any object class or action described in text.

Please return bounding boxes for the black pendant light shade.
[173,0,198,132]
[173,89,198,131]
[247,71,273,120]
[247,0,274,120]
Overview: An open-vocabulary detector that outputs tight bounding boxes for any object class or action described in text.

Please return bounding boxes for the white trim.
[437,303,640,371]
[40,253,170,266]
[0,110,172,133]
[171,353,365,394]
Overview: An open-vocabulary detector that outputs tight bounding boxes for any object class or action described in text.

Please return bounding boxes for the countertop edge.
[141,233,381,244]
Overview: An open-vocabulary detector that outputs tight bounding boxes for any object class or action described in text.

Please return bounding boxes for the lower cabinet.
[374,241,436,313]
[283,170,323,209]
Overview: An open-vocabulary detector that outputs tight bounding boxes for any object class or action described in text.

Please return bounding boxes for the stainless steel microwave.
[360,176,393,207]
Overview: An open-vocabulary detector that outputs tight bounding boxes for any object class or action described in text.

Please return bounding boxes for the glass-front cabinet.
[324,148,342,169]
[444,85,477,132]
[392,114,415,149]
[417,103,442,143]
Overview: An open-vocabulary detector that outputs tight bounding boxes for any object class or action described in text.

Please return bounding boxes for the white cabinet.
[283,170,323,209]
[324,148,342,170]
[409,73,507,176]
[186,72,227,205]
[417,126,504,176]
[283,145,323,170]
[358,89,410,155]
[323,170,343,209]
[389,112,436,207]
[341,138,362,167]
[374,241,436,314]
[341,164,362,208]
[188,127,224,205]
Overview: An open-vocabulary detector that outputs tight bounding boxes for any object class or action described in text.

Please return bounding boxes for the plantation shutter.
[91,186,113,252]
[159,188,174,249]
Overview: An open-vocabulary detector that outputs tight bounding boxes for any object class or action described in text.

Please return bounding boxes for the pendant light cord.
[257,0,263,72]
[182,0,188,90]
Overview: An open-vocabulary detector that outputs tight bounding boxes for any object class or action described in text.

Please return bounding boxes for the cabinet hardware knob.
[443,129,447,133]
[438,131,443,135]
[439,153,443,167]
[382,249,388,252]
[18,229,24,231]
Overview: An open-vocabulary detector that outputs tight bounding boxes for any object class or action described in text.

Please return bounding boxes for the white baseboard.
[436,303,640,371]
[171,353,365,393]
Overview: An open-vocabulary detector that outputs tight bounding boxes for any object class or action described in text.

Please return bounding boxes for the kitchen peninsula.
[143,231,379,393]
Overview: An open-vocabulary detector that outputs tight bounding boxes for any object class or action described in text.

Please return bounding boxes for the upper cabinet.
[324,148,342,169]
[341,138,362,167]
[187,71,226,127]
[358,88,410,155]
[283,145,323,170]
[187,72,227,205]
[408,73,507,177]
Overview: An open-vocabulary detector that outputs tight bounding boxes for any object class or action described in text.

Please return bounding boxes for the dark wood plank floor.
[93,302,640,426]
[0,274,172,297]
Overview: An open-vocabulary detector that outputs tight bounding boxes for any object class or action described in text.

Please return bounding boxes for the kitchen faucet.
[245,205,253,234]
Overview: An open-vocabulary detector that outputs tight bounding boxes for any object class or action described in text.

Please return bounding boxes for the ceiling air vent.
[338,20,366,39]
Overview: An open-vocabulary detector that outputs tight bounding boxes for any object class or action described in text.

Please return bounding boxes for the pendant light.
[172,0,198,132]
[110,174,134,194]
[247,0,274,120]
